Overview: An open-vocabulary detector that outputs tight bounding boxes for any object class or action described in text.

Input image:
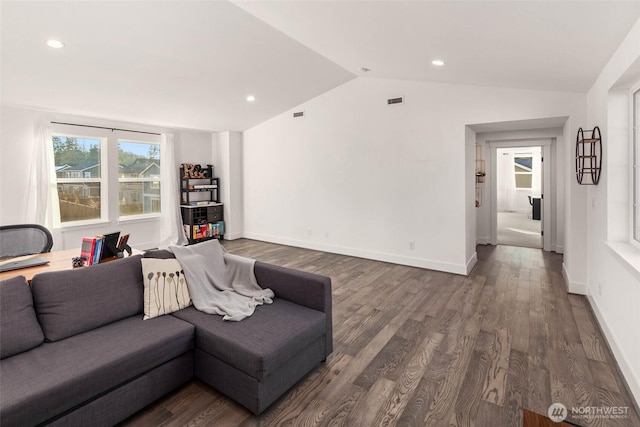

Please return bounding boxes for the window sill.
[606,241,640,280]
[118,214,161,224]
[60,220,111,231]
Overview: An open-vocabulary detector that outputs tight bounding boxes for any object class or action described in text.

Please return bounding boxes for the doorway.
[488,139,552,252]
[496,146,542,248]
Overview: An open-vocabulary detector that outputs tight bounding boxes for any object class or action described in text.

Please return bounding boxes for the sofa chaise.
[0,249,332,426]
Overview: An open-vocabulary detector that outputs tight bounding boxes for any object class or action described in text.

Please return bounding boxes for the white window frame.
[52,132,108,226]
[117,139,161,220]
[514,154,533,190]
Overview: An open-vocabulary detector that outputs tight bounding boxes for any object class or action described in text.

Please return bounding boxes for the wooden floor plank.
[118,241,640,427]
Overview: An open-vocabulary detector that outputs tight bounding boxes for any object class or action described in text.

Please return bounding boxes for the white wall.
[243,77,585,275]
[585,17,640,405]
[215,131,244,240]
[0,105,214,249]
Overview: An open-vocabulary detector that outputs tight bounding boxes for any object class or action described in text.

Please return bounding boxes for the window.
[118,141,161,217]
[634,88,640,242]
[52,127,162,226]
[514,155,533,189]
[53,135,104,223]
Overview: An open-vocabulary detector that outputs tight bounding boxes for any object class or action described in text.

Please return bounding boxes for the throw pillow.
[141,258,191,320]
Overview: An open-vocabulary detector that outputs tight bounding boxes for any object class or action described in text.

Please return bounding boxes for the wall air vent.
[293,111,305,118]
[387,96,404,106]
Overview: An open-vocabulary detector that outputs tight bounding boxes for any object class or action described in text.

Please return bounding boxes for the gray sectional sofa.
[0,250,332,426]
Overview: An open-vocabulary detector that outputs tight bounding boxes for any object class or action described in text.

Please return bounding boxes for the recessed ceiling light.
[432,59,445,66]
[246,95,256,102]
[46,39,65,49]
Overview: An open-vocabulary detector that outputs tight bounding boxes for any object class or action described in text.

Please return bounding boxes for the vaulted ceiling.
[2,1,639,132]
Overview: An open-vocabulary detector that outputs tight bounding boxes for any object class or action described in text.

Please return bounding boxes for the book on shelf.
[80,237,96,266]
[193,224,209,239]
[212,221,224,237]
[92,237,104,265]
[80,231,128,266]
[188,184,217,189]
[186,222,225,240]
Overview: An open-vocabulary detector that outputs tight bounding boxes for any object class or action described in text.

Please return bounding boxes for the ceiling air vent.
[387,96,404,106]
[293,111,305,118]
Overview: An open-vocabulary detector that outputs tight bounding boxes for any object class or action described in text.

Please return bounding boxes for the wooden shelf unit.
[180,164,224,244]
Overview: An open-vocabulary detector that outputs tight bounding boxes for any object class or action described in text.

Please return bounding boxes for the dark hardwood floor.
[121,240,639,427]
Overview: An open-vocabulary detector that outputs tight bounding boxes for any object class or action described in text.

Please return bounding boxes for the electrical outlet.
[324,231,329,238]
[409,241,415,250]
[307,228,312,236]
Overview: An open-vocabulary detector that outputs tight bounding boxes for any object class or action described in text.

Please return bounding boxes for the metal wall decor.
[575,126,602,185]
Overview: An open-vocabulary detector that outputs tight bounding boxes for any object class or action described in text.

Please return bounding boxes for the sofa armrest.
[254,261,333,357]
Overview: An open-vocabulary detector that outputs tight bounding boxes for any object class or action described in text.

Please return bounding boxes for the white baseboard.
[586,293,640,409]
[223,232,243,240]
[562,262,587,295]
[466,252,478,274]
[242,232,470,275]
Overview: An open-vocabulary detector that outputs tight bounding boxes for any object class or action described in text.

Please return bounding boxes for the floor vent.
[293,111,305,118]
[387,96,404,105]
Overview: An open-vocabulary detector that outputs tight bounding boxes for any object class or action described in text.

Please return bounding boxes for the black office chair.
[528,196,541,221]
[0,224,53,259]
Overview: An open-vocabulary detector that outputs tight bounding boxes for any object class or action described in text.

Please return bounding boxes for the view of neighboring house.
[118,158,160,214]
[54,158,159,220]
[55,162,101,197]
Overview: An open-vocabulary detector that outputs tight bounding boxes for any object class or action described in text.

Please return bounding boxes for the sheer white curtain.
[497,150,517,212]
[158,133,188,248]
[25,121,62,248]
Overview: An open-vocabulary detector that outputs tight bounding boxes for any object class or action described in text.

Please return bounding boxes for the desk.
[0,248,142,282]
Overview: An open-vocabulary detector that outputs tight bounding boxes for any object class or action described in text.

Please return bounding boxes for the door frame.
[489,138,553,251]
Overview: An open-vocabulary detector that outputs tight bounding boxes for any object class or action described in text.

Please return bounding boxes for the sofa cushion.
[0,314,194,427]
[0,275,44,359]
[141,258,192,320]
[172,298,326,380]
[31,255,144,341]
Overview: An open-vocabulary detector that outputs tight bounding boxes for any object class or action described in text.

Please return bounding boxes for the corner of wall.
[466,251,478,275]
[562,262,587,295]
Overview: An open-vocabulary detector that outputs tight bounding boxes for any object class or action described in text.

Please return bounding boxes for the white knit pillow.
[141,258,191,320]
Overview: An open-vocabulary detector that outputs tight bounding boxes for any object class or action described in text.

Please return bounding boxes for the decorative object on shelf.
[71,257,84,268]
[575,126,602,185]
[181,163,211,179]
[475,144,485,207]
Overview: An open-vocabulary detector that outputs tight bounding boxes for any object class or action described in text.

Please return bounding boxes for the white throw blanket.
[170,239,274,321]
